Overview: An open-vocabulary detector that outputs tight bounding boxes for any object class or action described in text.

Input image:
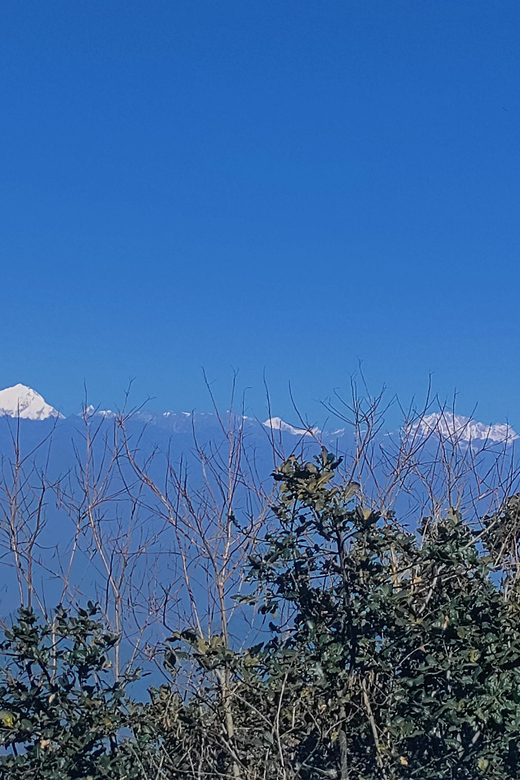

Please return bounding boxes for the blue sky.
[1,1,519,426]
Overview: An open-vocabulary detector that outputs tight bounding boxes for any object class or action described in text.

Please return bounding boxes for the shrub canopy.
[2,449,520,779]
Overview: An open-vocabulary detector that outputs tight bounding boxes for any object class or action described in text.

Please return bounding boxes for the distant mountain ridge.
[0,384,517,446]
[0,385,516,624]
[409,412,518,444]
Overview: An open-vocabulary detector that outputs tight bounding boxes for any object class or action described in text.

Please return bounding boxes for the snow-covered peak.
[411,412,518,444]
[85,405,116,419]
[0,384,63,421]
[264,416,320,437]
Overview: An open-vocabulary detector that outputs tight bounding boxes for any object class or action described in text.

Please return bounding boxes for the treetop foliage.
[2,447,520,778]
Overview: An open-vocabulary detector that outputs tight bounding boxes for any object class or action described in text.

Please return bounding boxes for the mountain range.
[0,383,517,446]
[0,383,517,629]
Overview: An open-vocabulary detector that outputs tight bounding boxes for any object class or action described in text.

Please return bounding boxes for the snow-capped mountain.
[85,404,116,419]
[0,384,63,420]
[263,417,320,437]
[0,385,517,448]
[409,412,518,444]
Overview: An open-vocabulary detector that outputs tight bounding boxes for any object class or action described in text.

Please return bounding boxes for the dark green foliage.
[3,451,520,778]
[239,451,520,778]
[0,603,152,779]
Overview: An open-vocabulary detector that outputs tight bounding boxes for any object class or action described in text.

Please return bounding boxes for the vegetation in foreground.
[2,443,520,779]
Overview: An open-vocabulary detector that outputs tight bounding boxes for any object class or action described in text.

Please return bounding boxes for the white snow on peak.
[411,412,518,444]
[0,384,63,420]
[263,417,320,437]
[85,405,116,419]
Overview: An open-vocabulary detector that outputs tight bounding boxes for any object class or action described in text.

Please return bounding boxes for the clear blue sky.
[1,1,519,425]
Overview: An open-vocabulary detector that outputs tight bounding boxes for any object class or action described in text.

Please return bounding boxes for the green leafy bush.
[0,603,152,779]
[3,450,520,779]
[150,450,520,778]
[239,451,520,778]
